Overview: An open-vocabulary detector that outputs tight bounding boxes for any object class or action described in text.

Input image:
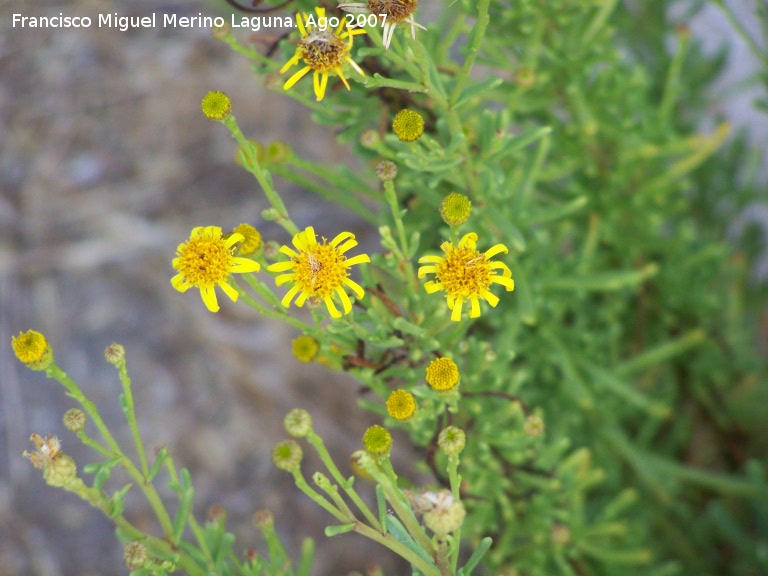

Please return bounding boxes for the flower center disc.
[177,237,232,286]
[299,31,347,72]
[294,243,348,299]
[437,247,491,298]
[367,0,418,23]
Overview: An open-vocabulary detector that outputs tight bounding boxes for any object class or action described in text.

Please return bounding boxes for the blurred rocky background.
[0,0,764,575]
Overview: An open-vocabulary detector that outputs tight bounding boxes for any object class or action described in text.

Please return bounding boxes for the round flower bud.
[425,357,460,392]
[272,440,303,471]
[386,390,416,421]
[292,335,319,363]
[514,66,536,89]
[360,129,380,148]
[124,541,149,571]
[551,523,571,545]
[392,109,424,143]
[253,508,275,530]
[423,499,466,536]
[207,505,227,524]
[350,450,373,479]
[201,90,232,121]
[523,415,545,437]
[266,141,292,164]
[232,223,262,256]
[362,425,392,457]
[211,21,231,40]
[437,426,466,456]
[104,343,125,366]
[284,408,313,437]
[375,161,397,182]
[62,408,86,432]
[263,240,281,261]
[440,193,472,226]
[11,330,53,371]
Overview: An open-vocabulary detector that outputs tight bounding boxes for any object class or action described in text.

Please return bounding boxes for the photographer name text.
[11,12,306,32]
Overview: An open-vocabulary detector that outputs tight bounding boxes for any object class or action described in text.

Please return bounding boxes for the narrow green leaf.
[297,537,316,576]
[543,263,659,291]
[324,523,356,537]
[486,126,552,162]
[172,477,195,545]
[146,448,168,482]
[386,514,434,565]
[459,537,492,575]
[454,77,504,109]
[525,196,589,226]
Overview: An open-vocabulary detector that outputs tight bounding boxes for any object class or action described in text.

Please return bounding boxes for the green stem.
[659,31,691,129]
[163,454,214,567]
[46,364,176,540]
[449,0,491,106]
[221,115,299,236]
[378,458,434,553]
[383,179,418,298]
[712,0,768,65]
[306,430,382,531]
[76,429,112,458]
[291,468,350,523]
[232,278,312,332]
[354,521,441,576]
[115,359,149,476]
[447,455,462,569]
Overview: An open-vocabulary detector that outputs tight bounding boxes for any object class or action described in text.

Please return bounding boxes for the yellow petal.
[171,274,191,293]
[281,284,301,308]
[418,255,443,264]
[336,68,351,91]
[424,281,443,294]
[451,297,464,321]
[295,291,309,307]
[484,243,509,259]
[283,66,311,90]
[218,281,239,303]
[344,254,370,267]
[482,290,499,307]
[200,285,220,313]
[491,276,515,291]
[343,277,365,299]
[337,286,353,314]
[279,245,300,259]
[418,265,437,278]
[324,295,342,318]
[225,232,245,249]
[267,260,296,273]
[231,258,260,273]
[470,298,481,318]
[275,273,297,286]
[331,231,354,247]
[335,238,358,254]
[458,233,478,249]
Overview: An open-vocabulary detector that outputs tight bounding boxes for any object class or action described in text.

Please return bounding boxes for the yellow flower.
[392,109,424,142]
[201,91,231,121]
[267,226,370,318]
[339,0,427,49]
[418,232,514,321]
[280,7,366,102]
[171,226,261,313]
[11,329,53,370]
[292,335,320,362]
[232,223,263,256]
[425,357,459,392]
[386,389,417,421]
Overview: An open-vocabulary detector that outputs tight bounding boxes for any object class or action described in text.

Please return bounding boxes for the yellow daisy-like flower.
[425,357,460,392]
[386,389,417,421]
[418,232,514,321]
[171,226,261,313]
[280,7,367,102]
[267,226,370,318]
[232,223,263,256]
[11,329,53,371]
[392,109,424,143]
[363,425,392,456]
[292,335,320,362]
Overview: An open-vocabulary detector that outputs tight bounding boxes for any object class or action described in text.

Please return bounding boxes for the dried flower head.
[104,343,125,366]
[392,109,424,142]
[201,91,231,121]
[425,357,460,392]
[375,160,398,181]
[171,226,261,313]
[386,389,417,421]
[124,541,149,571]
[23,433,62,469]
[524,415,545,437]
[418,232,514,321]
[281,7,366,101]
[11,330,53,371]
[62,408,87,432]
[440,193,472,226]
[339,0,426,49]
[267,226,370,318]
